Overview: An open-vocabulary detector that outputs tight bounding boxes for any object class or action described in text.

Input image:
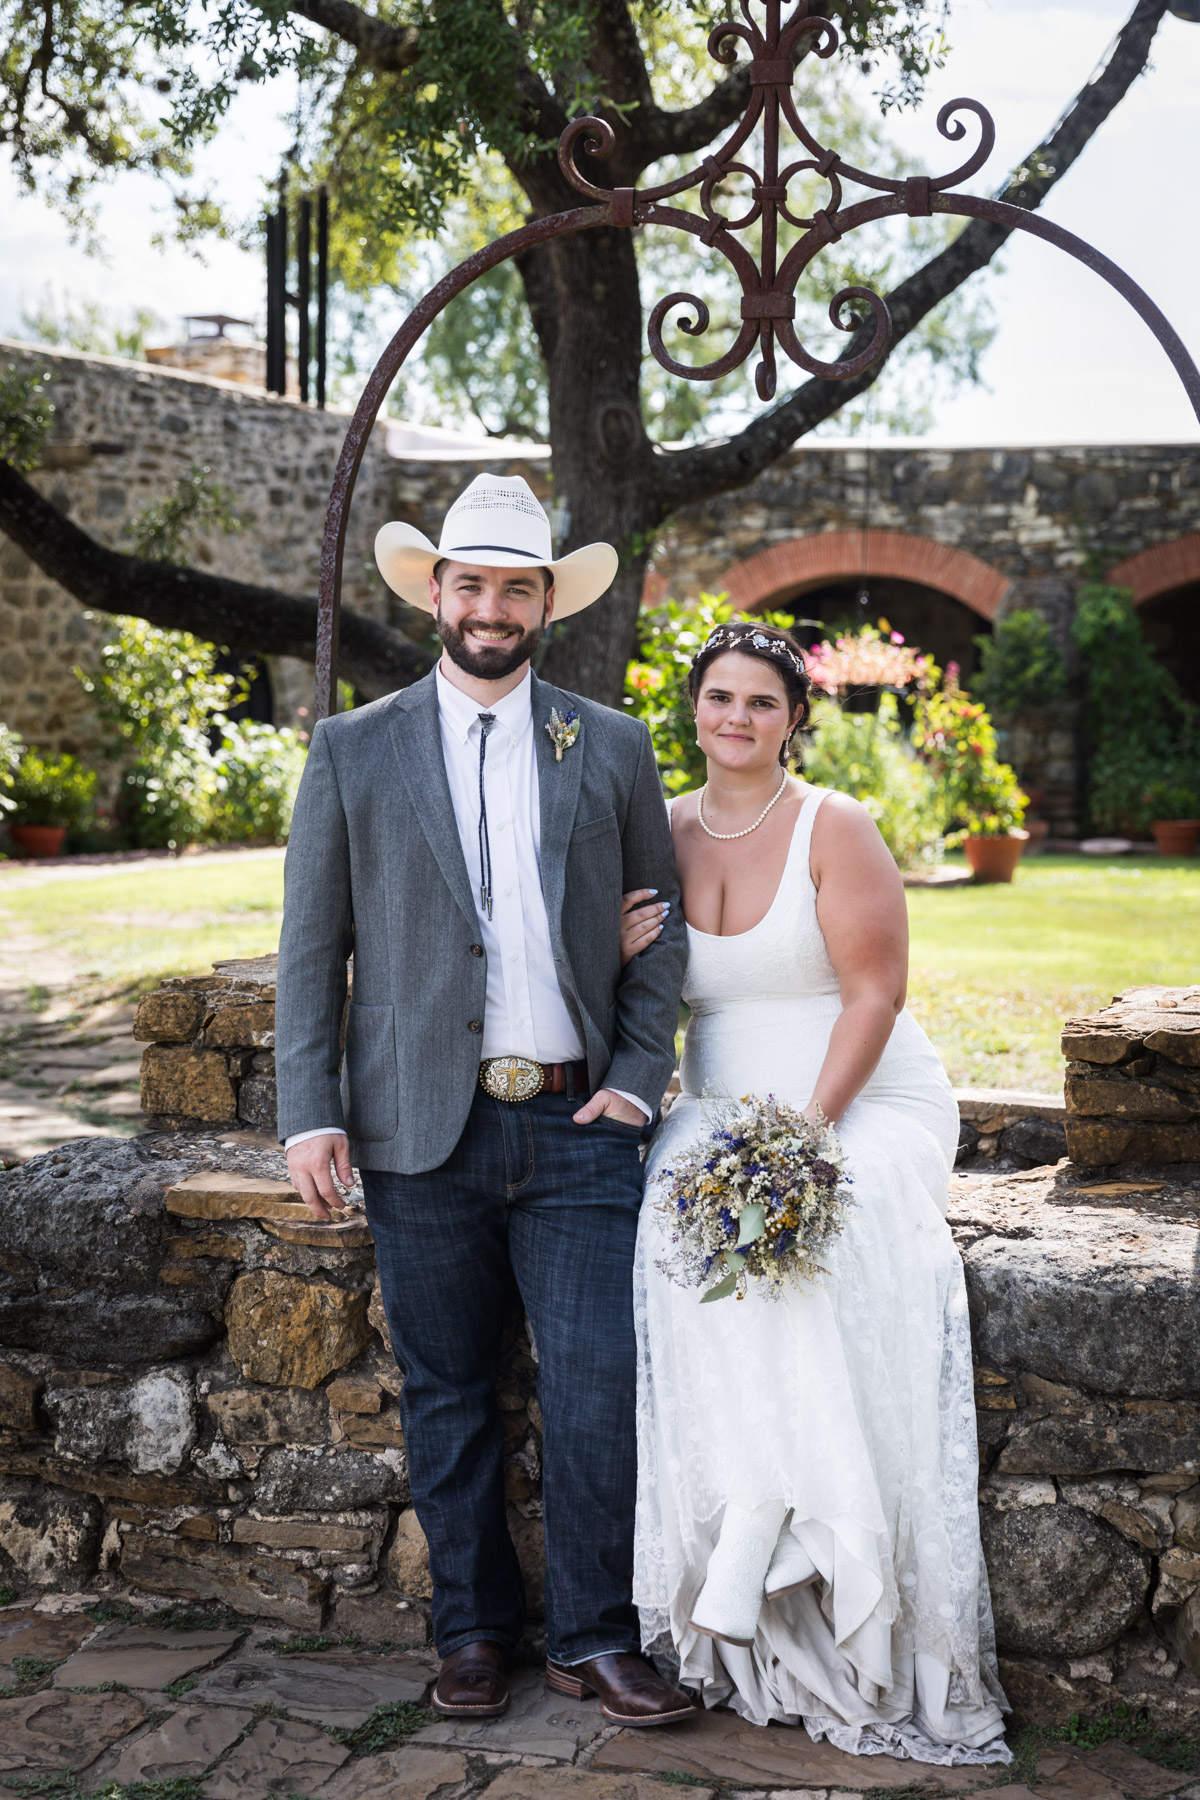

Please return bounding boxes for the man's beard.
[436,610,547,680]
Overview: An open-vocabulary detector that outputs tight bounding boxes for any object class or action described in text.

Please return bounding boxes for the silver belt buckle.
[479,1055,545,1102]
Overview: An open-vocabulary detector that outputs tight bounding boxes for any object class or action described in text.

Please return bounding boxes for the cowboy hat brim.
[374,522,619,619]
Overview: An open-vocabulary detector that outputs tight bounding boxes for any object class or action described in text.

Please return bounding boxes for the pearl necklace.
[698,770,788,841]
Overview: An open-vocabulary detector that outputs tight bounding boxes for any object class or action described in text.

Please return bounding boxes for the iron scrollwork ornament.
[557,0,996,401]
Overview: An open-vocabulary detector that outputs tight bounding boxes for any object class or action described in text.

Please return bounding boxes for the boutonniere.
[546,707,580,762]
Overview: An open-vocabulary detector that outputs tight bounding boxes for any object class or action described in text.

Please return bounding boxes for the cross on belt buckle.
[479,1055,546,1102]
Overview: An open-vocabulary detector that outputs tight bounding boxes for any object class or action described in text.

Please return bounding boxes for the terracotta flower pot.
[963,829,1030,884]
[1151,819,1200,857]
[8,824,68,858]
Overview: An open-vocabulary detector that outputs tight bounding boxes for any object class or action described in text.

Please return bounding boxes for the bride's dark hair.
[688,620,812,766]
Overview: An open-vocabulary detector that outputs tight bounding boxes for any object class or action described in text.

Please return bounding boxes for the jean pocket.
[343,1002,398,1141]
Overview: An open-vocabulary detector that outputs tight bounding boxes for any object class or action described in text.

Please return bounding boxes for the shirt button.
[503,888,513,898]
[468,1020,483,1033]
[510,952,521,963]
[469,944,484,957]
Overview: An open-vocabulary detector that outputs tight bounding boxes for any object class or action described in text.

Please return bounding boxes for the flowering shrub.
[804,622,934,697]
[804,694,945,869]
[913,680,1026,841]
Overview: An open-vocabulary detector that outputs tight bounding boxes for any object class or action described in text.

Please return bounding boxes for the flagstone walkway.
[1,1591,1197,1800]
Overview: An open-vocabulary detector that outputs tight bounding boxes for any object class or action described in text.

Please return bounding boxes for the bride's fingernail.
[649,888,658,896]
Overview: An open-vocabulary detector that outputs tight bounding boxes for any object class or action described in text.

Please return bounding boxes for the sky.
[1,0,1197,448]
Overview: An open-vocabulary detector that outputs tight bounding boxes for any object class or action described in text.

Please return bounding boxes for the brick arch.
[717,529,1010,621]
[1109,533,1200,605]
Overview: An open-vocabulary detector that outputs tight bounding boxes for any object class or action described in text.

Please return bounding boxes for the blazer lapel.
[387,674,477,927]
[532,674,584,944]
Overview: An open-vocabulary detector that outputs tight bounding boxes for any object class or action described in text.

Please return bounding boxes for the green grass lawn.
[1,848,1197,1097]
[906,853,1200,1093]
[0,853,286,997]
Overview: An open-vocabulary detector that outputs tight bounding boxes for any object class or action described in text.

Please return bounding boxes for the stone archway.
[719,529,1010,619]
[1111,533,1200,705]
[715,529,1010,680]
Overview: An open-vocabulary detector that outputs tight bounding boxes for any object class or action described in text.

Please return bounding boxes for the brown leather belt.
[479,1055,589,1103]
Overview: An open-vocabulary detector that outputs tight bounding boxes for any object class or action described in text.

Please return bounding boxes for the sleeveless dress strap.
[792,784,831,881]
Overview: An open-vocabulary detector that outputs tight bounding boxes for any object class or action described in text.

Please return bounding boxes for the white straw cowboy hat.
[374,474,618,619]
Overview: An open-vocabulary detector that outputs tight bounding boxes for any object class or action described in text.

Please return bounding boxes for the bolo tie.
[476,712,496,919]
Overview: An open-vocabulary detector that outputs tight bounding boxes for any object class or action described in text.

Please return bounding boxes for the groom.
[276,475,692,1726]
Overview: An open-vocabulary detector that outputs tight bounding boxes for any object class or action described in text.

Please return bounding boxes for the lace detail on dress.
[633,786,1010,1766]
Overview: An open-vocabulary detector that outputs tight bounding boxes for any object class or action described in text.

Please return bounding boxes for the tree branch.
[657,0,1170,512]
[630,63,753,169]
[287,0,421,72]
[0,460,434,700]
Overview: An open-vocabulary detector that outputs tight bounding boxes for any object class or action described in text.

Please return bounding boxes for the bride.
[622,620,1010,1766]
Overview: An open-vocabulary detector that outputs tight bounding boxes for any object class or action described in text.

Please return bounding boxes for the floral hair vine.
[701,627,807,680]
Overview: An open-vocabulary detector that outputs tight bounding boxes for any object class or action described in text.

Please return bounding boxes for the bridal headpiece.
[700,625,807,680]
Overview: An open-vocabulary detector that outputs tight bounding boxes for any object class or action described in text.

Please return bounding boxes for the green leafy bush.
[1072,581,1198,833]
[126,464,241,563]
[805,693,945,869]
[207,720,307,845]
[5,748,97,831]
[913,683,1026,841]
[974,608,1066,715]
[77,618,304,848]
[0,722,25,815]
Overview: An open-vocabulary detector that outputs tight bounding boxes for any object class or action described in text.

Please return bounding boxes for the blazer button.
[468,1019,483,1033]
[469,944,484,957]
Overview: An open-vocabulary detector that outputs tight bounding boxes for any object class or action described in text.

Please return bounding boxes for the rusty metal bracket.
[313,0,1200,719]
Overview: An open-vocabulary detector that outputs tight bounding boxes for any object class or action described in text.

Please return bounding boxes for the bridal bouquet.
[656,1095,853,1304]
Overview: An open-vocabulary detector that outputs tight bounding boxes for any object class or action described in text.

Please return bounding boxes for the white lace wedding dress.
[633,786,1010,1765]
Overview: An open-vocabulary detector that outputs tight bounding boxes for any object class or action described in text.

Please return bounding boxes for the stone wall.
[1064,987,1200,1167]
[0,968,1196,1726]
[0,339,402,756]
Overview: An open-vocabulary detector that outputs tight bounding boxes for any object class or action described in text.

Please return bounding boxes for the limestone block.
[1000,1403,1200,1477]
[1174,1587,1200,1677]
[133,990,206,1043]
[1145,1028,1200,1068]
[368,1277,394,1352]
[0,1286,221,1365]
[338,1409,405,1451]
[231,1517,376,1553]
[388,1506,433,1599]
[165,1170,306,1221]
[199,1715,348,1798]
[120,1531,327,1628]
[0,1478,102,1588]
[141,1045,237,1121]
[0,1689,146,1774]
[1175,1485,1200,1552]
[83,1704,252,1789]
[45,1366,196,1474]
[260,1213,373,1249]
[165,1231,245,1262]
[235,1073,277,1128]
[204,1384,330,1445]
[980,1499,1149,1655]
[1064,1118,1200,1165]
[1154,1547,1200,1616]
[327,1374,383,1414]
[255,1445,408,1511]
[963,1204,1200,1397]
[51,1621,242,1690]
[999,1117,1068,1166]
[0,1446,221,1511]
[0,1362,41,1431]
[205,1001,276,1049]
[225,1270,370,1388]
[1066,1076,1200,1122]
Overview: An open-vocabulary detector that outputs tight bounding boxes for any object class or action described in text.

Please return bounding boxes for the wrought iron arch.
[314,0,1200,719]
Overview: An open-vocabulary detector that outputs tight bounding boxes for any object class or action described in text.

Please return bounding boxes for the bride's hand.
[620,889,670,966]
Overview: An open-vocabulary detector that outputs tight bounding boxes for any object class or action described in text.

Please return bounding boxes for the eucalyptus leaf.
[736,1203,766,1248]
[700,1266,739,1304]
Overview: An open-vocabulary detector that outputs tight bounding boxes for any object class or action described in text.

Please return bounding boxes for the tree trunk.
[535,223,659,709]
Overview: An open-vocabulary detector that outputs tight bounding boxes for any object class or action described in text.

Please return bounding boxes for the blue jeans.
[362,1087,645,1664]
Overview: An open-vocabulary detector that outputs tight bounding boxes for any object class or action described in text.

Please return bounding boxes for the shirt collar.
[436,663,533,747]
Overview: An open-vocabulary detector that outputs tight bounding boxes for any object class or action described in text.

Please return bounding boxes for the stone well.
[0,979,1198,1732]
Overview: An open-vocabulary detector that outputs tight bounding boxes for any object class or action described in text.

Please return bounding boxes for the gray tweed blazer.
[275,668,687,1173]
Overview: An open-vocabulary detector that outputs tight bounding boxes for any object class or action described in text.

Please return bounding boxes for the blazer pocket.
[343,1002,398,1142]
[570,809,619,844]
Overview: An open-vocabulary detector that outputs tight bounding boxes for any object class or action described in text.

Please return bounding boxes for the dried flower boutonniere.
[546,707,581,762]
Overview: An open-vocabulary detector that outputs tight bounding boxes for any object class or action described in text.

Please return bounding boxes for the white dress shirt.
[286,665,647,1148]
